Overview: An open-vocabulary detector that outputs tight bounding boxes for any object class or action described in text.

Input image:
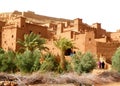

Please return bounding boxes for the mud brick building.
[0,11,120,62]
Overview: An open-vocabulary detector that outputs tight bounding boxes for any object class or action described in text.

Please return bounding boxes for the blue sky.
[0,0,120,32]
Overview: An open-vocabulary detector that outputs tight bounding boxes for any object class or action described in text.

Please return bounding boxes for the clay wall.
[91,23,107,38]
[64,21,70,27]
[56,23,64,35]
[85,31,97,55]
[96,42,120,61]
[94,28,106,38]
[73,33,86,53]
[110,32,120,42]
[16,23,48,50]
[0,21,5,27]
[12,10,22,15]
[95,37,107,42]
[2,26,17,51]
[1,11,120,64]
[1,16,49,51]
[73,19,96,34]
[45,40,60,56]
[21,11,51,22]
[58,30,73,40]
[26,23,48,37]
[92,23,101,29]
[0,13,12,21]
[0,21,3,47]
[74,18,82,32]
[82,23,94,32]
[22,11,38,19]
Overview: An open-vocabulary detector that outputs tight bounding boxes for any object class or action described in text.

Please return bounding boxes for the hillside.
[0,10,73,24]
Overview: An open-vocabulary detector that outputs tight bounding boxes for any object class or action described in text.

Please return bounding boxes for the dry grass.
[0,70,120,86]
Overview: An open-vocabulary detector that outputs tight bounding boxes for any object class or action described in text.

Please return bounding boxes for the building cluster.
[0,11,120,63]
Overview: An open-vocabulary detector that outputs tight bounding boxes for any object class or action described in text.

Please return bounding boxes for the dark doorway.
[65,48,72,56]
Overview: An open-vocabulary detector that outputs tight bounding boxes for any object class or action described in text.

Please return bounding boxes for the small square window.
[30,30,32,33]
[12,35,14,38]
[89,38,91,41]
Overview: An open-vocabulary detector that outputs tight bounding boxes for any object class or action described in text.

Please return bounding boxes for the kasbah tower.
[0,10,120,63]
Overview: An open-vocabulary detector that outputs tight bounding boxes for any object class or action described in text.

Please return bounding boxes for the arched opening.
[65,48,72,56]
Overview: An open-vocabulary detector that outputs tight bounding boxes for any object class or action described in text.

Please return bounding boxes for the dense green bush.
[65,61,72,72]
[72,52,96,74]
[80,52,96,73]
[40,53,59,72]
[16,49,41,73]
[112,47,120,72]
[0,50,17,73]
[72,51,83,74]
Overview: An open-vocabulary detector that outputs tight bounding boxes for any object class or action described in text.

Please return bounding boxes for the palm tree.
[17,32,47,52]
[54,37,73,70]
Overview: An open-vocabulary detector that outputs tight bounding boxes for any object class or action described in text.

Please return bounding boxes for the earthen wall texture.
[110,32,120,42]
[73,33,86,53]
[2,27,17,51]
[16,23,48,51]
[85,31,97,55]
[96,42,120,61]
[1,11,120,61]
[95,29,106,38]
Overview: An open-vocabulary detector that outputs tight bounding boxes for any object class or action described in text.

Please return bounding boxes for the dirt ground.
[29,83,120,86]
[96,82,120,86]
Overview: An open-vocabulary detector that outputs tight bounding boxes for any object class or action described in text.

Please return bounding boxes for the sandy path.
[29,82,120,86]
[96,82,120,86]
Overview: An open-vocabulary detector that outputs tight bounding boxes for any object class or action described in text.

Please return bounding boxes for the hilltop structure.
[0,11,120,63]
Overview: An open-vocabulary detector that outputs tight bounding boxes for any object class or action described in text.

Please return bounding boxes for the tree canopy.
[17,32,47,52]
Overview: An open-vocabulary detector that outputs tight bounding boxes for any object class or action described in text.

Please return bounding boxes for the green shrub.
[65,61,72,72]
[72,52,96,74]
[0,48,5,54]
[40,53,59,72]
[16,49,41,73]
[0,50,17,73]
[72,51,83,74]
[80,52,96,73]
[112,47,120,72]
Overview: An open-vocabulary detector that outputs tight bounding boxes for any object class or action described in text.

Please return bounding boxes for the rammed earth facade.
[0,11,120,63]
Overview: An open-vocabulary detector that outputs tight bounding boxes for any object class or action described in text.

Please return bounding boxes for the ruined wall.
[0,13,12,21]
[96,42,120,62]
[92,23,107,38]
[21,11,71,24]
[73,18,97,34]
[0,21,5,27]
[95,28,106,38]
[110,32,120,42]
[82,23,94,32]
